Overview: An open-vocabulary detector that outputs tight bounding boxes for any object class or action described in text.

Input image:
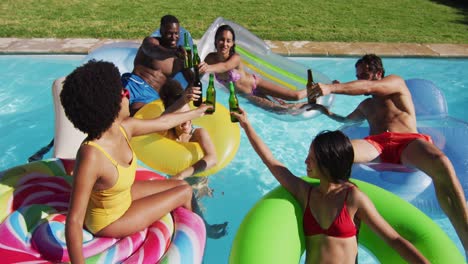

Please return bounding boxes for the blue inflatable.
[341,79,468,218]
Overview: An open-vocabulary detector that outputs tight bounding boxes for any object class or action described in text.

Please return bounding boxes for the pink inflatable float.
[0,159,206,263]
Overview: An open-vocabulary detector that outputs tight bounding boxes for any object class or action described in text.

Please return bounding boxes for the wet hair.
[214,24,236,57]
[160,78,184,108]
[312,130,354,183]
[355,54,385,77]
[160,14,179,28]
[60,60,122,140]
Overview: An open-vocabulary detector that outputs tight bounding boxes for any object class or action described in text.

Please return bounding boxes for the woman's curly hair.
[61,60,123,140]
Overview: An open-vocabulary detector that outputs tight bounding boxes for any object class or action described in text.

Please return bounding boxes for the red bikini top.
[303,186,357,238]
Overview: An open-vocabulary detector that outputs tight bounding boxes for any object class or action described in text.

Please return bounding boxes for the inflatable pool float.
[230,177,463,264]
[0,159,206,263]
[341,79,468,217]
[197,17,335,120]
[131,100,240,177]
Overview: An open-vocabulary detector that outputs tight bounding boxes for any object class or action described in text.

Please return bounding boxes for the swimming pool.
[0,55,466,263]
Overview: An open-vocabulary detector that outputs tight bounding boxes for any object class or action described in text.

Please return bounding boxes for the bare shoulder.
[382,74,409,94]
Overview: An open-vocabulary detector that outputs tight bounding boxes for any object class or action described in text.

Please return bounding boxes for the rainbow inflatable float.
[0,159,206,263]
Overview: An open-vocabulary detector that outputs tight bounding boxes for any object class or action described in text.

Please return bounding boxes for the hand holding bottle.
[182,85,202,104]
[230,107,249,128]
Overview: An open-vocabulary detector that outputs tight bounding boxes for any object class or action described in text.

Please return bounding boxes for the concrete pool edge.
[1,38,468,57]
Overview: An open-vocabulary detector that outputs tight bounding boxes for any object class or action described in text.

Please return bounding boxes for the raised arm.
[354,190,429,264]
[65,146,100,264]
[199,53,241,74]
[307,103,365,124]
[140,36,182,60]
[310,75,407,99]
[232,109,308,199]
[123,104,210,138]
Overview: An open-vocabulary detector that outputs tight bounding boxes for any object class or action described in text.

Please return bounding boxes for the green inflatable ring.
[230,177,463,263]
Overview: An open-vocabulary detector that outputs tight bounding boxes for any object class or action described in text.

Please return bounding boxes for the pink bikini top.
[303,186,357,238]
[215,69,241,85]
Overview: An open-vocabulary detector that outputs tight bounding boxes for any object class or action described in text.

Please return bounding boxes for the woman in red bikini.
[232,108,429,264]
[199,25,308,113]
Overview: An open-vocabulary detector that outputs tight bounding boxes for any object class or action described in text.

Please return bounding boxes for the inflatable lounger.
[230,177,464,264]
[0,159,206,263]
[197,17,335,120]
[341,79,468,218]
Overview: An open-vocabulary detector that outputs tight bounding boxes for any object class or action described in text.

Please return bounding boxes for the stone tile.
[425,44,468,57]
[264,40,289,55]
[88,39,141,53]
[1,38,468,57]
[6,38,66,53]
[394,43,438,57]
[323,42,366,56]
[0,38,20,50]
[282,41,329,56]
[354,43,402,56]
[60,38,102,53]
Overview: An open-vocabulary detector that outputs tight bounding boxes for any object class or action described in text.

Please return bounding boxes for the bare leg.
[351,139,381,163]
[96,179,192,237]
[256,77,307,101]
[186,177,228,239]
[401,139,468,251]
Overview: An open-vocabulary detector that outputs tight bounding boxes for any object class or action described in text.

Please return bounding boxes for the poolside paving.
[1,38,467,57]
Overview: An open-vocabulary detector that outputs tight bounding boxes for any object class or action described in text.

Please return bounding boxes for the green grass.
[1,0,467,43]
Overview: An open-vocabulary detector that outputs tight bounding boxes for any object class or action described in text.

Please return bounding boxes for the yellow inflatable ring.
[131,100,240,177]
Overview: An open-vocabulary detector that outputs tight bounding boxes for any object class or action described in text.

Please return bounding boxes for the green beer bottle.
[183,32,192,69]
[306,69,316,104]
[205,74,216,114]
[192,45,203,107]
[228,81,240,122]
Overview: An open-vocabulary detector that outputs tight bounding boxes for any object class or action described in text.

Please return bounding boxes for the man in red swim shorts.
[308,54,468,254]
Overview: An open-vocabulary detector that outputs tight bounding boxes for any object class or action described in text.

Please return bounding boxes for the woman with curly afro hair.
[61,60,211,263]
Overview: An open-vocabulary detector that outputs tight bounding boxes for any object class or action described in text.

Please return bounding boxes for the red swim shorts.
[364,132,433,164]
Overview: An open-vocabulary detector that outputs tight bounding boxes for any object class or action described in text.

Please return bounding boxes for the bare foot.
[206,221,228,239]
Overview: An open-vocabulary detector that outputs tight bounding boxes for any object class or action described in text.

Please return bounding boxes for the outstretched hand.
[197,104,213,115]
[182,86,202,103]
[230,108,250,128]
[198,62,211,74]
[305,103,330,114]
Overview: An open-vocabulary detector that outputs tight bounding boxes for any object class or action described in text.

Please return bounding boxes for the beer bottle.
[205,74,216,114]
[306,69,316,104]
[183,32,192,69]
[192,45,203,107]
[228,81,240,122]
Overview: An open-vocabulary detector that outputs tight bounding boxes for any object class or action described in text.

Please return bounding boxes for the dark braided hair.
[214,25,236,57]
[355,54,385,77]
[312,130,354,183]
[61,60,123,140]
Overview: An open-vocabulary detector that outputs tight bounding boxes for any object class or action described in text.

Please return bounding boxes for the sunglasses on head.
[121,88,130,99]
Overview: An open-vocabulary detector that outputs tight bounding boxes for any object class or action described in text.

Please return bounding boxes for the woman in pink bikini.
[232,108,429,263]
[199,25,308,113]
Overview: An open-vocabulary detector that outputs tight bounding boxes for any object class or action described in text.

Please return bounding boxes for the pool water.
[0,55,467,263]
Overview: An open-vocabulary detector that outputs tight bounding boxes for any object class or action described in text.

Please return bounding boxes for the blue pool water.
[0,55,467,263]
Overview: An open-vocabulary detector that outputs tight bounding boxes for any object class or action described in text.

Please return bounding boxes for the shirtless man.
[123,15,191,115]
[309,54,468,254]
